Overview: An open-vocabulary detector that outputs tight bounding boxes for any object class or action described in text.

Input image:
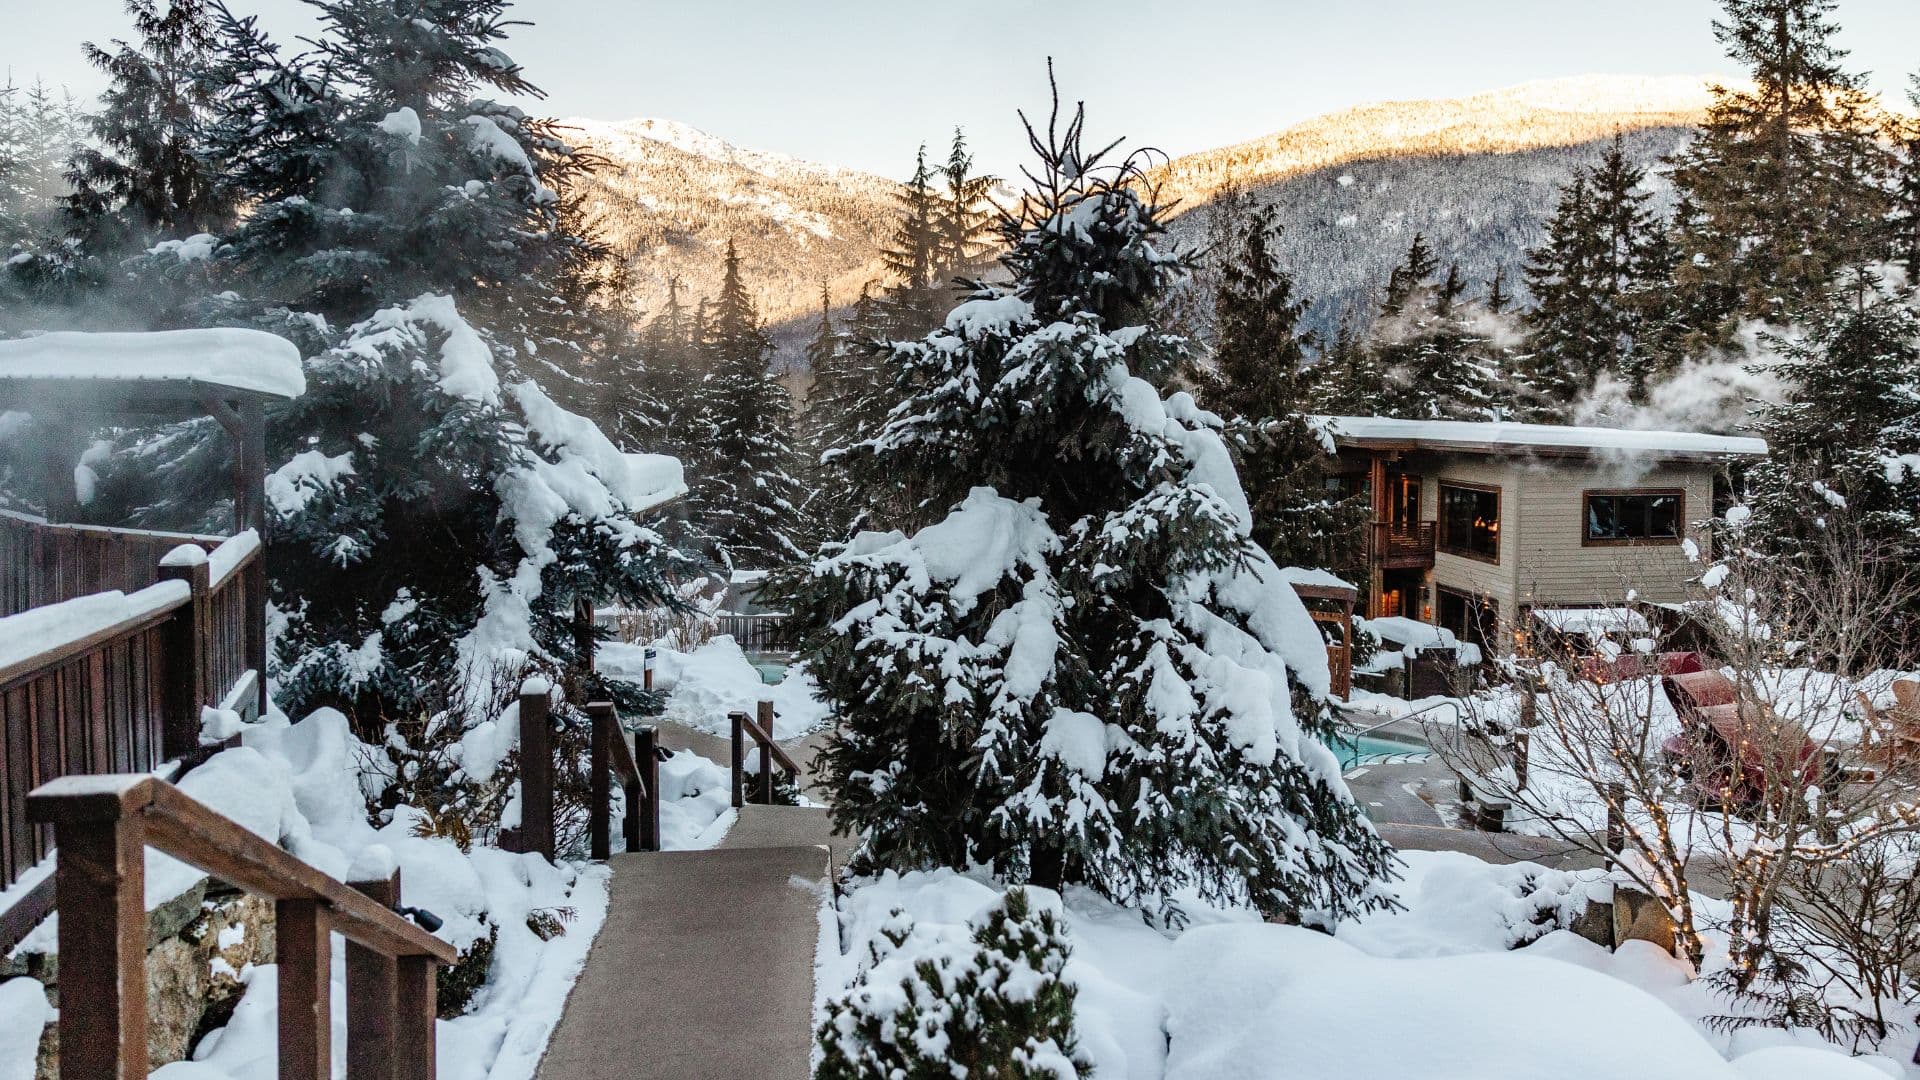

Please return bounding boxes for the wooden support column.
[48,805,149,1079]
[519,686,554,861]
[277,896,332,1080]
[348,869,402,1080]
[394,954,439,1080]
[757,700,776,804]
[157,556,211,761]
[588,701,613,861]
[1367,451,1388,620]
[730,712,745,809]
[636,725,660,852]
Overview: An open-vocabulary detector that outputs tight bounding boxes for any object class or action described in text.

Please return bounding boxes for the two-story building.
[1320,416,1768,653]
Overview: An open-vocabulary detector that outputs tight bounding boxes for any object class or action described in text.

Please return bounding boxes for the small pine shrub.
[437,921,499,1018]
[815,888,1090,1080]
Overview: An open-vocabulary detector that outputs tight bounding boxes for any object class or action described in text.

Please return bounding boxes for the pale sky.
[8,1,1919,181]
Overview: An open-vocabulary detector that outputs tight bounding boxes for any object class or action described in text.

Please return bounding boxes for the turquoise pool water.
[748,655,792,685]
[1335,733,1431,769]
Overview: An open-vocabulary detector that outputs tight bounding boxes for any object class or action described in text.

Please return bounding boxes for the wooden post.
[394,955,438,1080]
[636,725,660,852]
[49,809,149,1079]
[730,712,745,809]
[1366,452,1388,619]
[520,685,554,861]
[157,555,211,762]
[1512,729,1530,790]
[643,646,656,691]
[241,397,270,717]
[589,701,613,861]
[757,700,776,804]
[347,869,401,1080]
[277,897,331,1080]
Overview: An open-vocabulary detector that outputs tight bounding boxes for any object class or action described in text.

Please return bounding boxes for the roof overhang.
[1317,416,1768,465]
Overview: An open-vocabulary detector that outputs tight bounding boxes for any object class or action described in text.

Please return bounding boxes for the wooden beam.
[277,897,331,1080]
[50,805,148,1079]
[394,955,439,1080]
[518,687,554,861]
[348,869,402,1080]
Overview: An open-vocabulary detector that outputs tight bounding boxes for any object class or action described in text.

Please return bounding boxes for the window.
[1584,490,1683,545]
[1437,587,1498,649]
[1438,482,1500,562]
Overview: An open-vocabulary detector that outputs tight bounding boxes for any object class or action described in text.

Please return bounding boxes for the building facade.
[1320,417,1767,651]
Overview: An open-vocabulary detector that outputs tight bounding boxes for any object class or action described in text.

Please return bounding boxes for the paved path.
[534,805,834,1080]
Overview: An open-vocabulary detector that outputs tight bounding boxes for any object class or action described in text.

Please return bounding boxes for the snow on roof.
[1530,606,1651,637]
[1319,416,1766,461]
[0,329,306,400]
[1279,566,1358,593]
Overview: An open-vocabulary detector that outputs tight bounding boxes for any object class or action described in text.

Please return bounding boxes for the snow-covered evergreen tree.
[1367,238,1506,420]
[1747,271,1920,608]
[939,127,999,282]
[684,239,804,569]
[1522,135,1666,401]
[1196,201,1364,577]
[95,0,690,725]
[776,87,1397,924]
[1896,75,1920,281]
[1661,0,1896,356]
[878,145,947,336]
[65,0,232,251]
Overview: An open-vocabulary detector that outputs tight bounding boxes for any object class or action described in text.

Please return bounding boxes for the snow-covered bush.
[817,886,1089,1080]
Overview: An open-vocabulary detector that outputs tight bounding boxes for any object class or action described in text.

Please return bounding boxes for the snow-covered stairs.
[533,804,835,1080]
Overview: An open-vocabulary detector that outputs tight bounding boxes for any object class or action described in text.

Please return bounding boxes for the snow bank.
[0,328,306,399]
[1165,923,1735,1080]
[601,636,829,739]
[0,978,48,1080]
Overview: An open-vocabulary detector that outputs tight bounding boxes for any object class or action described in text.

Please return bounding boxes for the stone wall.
[4,879,275,1077]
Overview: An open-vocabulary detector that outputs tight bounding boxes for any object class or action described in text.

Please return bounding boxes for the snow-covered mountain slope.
[569,77,1725,359]
[1151,76,1722,340]
[563,117,903,328]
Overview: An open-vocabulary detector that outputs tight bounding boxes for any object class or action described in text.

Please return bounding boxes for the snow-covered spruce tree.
[64,0,233,253]
[1897,74,1920,282]
[1522,135,1667,403]
[1195,200,1364,578]
[817,888,1089,1080]
[1660,0,1896,359]
[775,89,1397,923]
[1366,240,1508,421]
[939,127,1000,283]
[1746,271,1920,636]
[683,239,805,570]
[877,144,948,338]
[112,0,688,726]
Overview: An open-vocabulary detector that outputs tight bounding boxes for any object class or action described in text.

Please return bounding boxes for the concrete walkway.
[534,805,834,1080]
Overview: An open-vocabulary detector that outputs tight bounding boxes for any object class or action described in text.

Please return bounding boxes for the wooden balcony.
[1372,521,1437,570]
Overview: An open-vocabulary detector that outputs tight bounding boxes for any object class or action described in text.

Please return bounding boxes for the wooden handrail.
[0,582,188,690]
[587,700,663,860]
[28,773,452,1079]
[730,700,799,808]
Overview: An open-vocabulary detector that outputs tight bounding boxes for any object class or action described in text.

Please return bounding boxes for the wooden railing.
[27,773,455,1080]
[730,700,799,808]
[0,508,222,616]
[1,532,265,915]
[1371,520,1437,569]
[716,612,793,652]
[502,684,664,862]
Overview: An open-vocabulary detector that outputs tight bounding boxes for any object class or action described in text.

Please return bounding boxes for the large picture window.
[1584,490,1682,545]
[1438,482,1500,562]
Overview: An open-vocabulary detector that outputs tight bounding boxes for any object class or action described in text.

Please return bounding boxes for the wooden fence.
[502,685,664,862]
[0,508,223,616]
[27,773,455,1080]
[0,530,265,912]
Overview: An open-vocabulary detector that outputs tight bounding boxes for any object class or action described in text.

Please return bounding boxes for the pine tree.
[773,85,1397,924]
[1370,240,1502,420]
[687,239,805,569]
[938,127,998,281]
[1199,202,1364,576]
[125,0,685,725]
[1894,75,1920,281]
[0,87,28,247]
[878,144,946,336]
[1662,0,1895,355]
[65,0,232,250]
[1748,272,1920,591]
[1523,136,1666,401]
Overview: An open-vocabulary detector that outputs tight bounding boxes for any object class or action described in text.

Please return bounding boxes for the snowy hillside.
[563,117,903,327]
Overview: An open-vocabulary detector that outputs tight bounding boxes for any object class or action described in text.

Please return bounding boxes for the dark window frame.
[1437,480,1501,564]
[1436,585,1499,649]
[1582,488,1686,547]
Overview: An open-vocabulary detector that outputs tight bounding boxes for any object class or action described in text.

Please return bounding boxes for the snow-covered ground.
[821,853,1916,1079]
